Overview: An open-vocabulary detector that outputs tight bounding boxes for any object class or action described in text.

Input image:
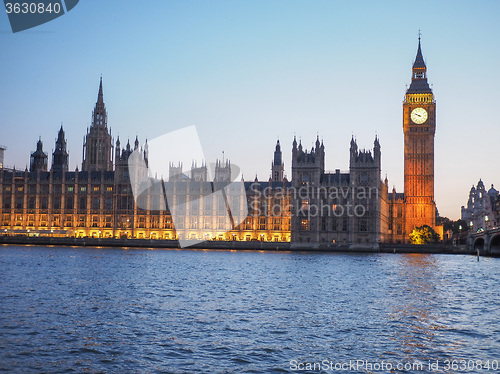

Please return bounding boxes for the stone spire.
[96,76,104,110]
[30,137,48,172]
[413,33,426,70]
[52,124,69,172]
[271,139,284,182]
[407,34,432,94]
[82,77,113,171]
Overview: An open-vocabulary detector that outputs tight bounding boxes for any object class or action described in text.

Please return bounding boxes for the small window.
[300,219,309,231]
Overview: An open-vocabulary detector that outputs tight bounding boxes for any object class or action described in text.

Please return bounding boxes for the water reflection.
[386,254,445,365]
[1,247,499,373]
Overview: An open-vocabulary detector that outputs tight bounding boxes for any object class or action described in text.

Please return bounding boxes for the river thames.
[0,246,499,373]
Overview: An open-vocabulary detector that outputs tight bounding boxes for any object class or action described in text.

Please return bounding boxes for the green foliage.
[436,217,468,233]
[409,225,440,245]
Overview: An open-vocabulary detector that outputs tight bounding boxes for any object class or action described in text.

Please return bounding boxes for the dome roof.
[488,184,498,197]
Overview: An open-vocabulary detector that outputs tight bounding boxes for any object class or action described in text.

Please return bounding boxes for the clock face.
[411,107,428,124]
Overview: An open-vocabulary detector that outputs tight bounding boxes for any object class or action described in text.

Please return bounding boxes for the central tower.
[82,77,113,172]
[403,36,436,234]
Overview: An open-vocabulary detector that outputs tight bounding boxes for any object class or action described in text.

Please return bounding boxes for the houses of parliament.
[0,39,441,245]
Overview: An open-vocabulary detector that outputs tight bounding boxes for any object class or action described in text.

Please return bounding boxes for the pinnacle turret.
[412,36,426,70]
[407,34,432,94]
[97,76,104,106]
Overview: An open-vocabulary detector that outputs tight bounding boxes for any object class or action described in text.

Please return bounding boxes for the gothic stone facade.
[0,39,441,244]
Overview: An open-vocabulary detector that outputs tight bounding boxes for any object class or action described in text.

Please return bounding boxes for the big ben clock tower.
[403,35,436,235]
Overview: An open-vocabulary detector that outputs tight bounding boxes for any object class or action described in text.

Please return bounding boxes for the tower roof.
[31,137,47,157]
[97,76,104,105]
[57,124,65,142]
[406,35,432,94]
[413,37,426,70]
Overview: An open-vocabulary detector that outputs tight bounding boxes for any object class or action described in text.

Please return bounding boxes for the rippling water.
[1,246,499,373]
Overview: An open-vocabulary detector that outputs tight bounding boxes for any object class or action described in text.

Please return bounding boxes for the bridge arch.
[474,237,485,253]
[490,235,500,254]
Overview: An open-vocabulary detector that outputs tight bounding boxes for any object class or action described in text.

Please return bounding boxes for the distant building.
[461,180,499,232]
[0,146,6,169]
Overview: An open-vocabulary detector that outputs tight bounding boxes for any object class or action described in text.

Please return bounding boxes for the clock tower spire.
[403,35,437,238]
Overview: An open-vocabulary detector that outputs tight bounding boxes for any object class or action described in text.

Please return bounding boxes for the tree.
[409,225,440,244]
[436,216,468,234]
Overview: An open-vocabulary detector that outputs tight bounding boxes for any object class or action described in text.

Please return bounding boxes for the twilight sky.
[1,0,499,220]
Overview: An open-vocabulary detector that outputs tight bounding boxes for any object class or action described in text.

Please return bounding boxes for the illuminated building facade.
[290,135,386,245]
[0,79,292,241]
[0,38,441,244]
[385,36,441,243]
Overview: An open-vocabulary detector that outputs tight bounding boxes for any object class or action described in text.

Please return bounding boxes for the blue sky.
[1,0,499,219]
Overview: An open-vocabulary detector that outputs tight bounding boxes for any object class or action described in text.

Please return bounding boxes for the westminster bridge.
[469,227,500,255]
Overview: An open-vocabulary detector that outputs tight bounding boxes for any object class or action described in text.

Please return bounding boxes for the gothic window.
[138,216,145,228]
[244,218,252,230]
[302,174,309,185]
[77,197,85,210]
[273,218,281,231]
[360,173,368,185]
[105,198,113,210]
[189,217,198,229]
[217,217,226,229]
[397,206,403,218]
[300,219,309,231]
[259,218,266,230]
[64,197,73,211]
[359,219,368,232]
[342,219,348,231]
